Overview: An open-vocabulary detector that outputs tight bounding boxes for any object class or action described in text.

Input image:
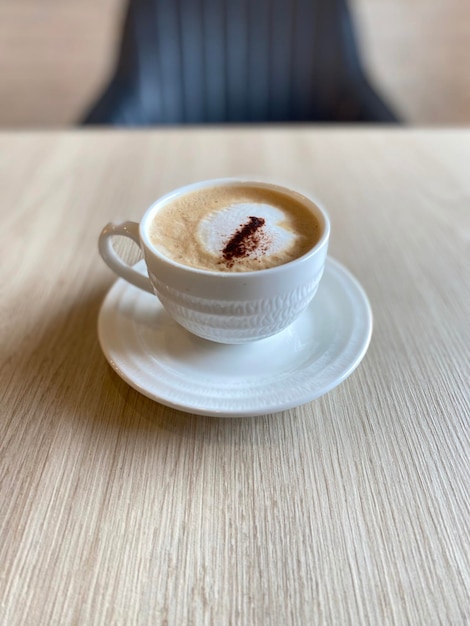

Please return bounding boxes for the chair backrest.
[84,0,398,124]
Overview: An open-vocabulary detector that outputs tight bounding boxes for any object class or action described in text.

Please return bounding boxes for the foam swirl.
[197,203,296,268]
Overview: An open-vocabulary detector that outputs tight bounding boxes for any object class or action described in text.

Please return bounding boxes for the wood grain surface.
[1,128,469,625]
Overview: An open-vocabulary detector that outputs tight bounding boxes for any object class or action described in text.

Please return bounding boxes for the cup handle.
[98,221,154,293]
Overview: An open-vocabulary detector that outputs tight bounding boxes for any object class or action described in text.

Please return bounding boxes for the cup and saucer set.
[97,179,372,418]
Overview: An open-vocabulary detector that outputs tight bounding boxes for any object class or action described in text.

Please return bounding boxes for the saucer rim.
[98,257,373,417]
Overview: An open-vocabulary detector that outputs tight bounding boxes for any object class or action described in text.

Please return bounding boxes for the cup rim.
[140,178,330,277]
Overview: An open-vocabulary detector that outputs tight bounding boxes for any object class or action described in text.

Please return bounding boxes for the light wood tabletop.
[1,127,469,625]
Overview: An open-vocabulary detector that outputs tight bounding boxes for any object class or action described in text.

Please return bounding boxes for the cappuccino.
[148,183,321,272]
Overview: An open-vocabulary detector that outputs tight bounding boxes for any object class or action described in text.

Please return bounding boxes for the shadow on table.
[13,281,297,446]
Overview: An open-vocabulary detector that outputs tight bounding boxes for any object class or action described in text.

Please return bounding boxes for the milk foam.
[148,184,321,272]
[197,203,296,261]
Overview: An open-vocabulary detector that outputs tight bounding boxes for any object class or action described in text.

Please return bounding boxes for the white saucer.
[98,258,372,417]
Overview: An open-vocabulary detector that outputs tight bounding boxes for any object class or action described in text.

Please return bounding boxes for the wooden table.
[1,128,469,625]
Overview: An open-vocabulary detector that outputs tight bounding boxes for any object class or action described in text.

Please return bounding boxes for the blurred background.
[1,0,469,127]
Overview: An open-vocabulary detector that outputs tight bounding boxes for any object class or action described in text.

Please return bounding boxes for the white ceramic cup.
[98,179,330,344]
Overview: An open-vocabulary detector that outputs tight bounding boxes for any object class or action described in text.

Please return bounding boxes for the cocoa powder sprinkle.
[221,216,266,267]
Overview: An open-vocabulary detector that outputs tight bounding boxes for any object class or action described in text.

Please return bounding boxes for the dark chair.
[83,0,398,125]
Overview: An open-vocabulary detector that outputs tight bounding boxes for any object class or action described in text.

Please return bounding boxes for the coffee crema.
[148,184,321,272]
